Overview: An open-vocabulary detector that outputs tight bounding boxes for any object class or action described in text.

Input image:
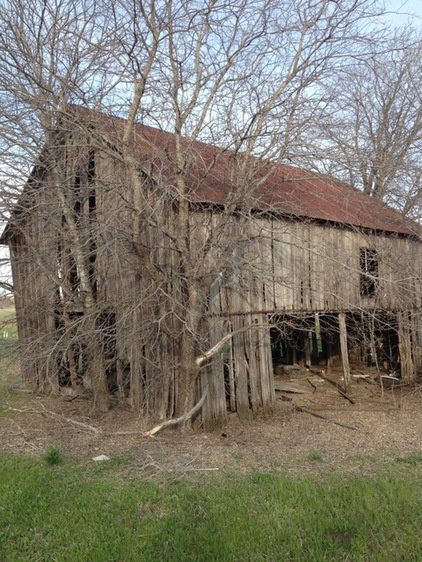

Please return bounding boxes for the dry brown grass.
[2,360,422,478]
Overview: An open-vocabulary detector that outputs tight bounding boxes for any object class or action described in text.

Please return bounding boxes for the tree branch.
[143,386,209,437]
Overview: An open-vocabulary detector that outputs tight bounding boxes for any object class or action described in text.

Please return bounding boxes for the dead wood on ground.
[294,405,358,431]
[143,387,209,437]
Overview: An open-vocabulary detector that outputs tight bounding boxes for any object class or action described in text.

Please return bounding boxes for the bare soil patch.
[2,364,422,479]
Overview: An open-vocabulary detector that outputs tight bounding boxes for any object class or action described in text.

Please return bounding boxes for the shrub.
[43,446,63,466]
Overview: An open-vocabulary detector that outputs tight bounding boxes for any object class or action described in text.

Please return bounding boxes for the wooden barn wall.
[94,154,181,416]
[9,181,62,392]
[204,214,421,315]
[185,210,421,317]
[78,166,422,421]
[196,211,421,420]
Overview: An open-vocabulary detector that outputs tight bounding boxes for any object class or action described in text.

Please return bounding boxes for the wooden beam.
[338,312,351,394]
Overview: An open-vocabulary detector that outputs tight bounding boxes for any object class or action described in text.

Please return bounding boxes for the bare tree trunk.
[338,312,351,394]
[397,311,414,384]
[176,334,200,422]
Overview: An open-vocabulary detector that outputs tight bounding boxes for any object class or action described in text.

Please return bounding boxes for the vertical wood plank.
[338,312,351,393]
[397,310,415,383]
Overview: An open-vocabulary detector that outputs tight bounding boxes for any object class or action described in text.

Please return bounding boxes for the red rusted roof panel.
[81,109,419,237]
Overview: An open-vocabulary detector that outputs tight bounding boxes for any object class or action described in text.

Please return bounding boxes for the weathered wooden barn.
[2,108,422,426]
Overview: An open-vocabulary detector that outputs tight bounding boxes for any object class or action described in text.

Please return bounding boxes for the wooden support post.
[397,311,414,383]
[232,316,251,420]
[202,316,228,430]
[411,312,422,378]
[304,333,311,368]
[326,342,334,369]
[257,314,275,408]
[338,312,351,394]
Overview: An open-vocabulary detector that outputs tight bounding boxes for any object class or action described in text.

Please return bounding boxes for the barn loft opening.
[360,248,378,297]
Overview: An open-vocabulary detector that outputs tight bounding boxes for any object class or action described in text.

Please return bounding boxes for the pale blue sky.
[385,0,422,26]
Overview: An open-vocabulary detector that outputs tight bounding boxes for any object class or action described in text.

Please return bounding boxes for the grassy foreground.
[1,454,422,561]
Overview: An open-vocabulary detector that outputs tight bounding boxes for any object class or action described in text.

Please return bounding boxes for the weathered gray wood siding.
[8,182,61,392]
[203,214,421,315]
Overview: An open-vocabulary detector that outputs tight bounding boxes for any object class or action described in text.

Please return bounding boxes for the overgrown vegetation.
[1,453,422,561]
[0,308,19,411]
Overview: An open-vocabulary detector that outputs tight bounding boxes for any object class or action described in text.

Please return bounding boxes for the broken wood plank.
[315,372,356,404]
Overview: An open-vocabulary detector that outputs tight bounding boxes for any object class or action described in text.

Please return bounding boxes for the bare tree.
[103,0,386,421]
[310,27,422,220]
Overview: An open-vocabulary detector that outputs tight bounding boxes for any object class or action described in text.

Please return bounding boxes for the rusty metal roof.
[2,108,418,247]
[81,108,419,238]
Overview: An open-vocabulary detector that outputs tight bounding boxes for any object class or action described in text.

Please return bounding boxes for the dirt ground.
[2,363,422,479]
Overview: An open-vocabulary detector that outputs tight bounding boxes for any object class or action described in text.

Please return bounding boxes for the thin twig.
[168,467,220,472]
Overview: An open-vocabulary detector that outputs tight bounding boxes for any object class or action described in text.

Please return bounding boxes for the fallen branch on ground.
[294,405,358,431]
[337,388,355,404]
[38,403,101,433]
[8,405,100,433]
[306,378,317,393]
[143,387,209,437]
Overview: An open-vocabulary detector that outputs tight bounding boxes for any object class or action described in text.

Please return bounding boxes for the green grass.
[1,454,422,561]
[0,307,17,333]
[395,454,422,465]
[307,449,324,462]
[42,446,63,466]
